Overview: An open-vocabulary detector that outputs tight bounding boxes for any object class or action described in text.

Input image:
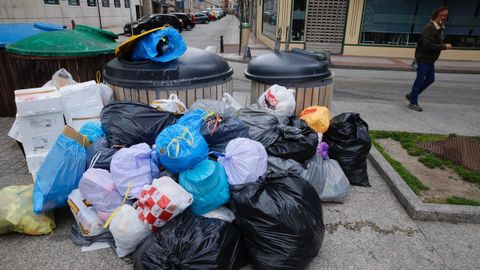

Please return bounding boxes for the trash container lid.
[5,24,118,57]
[104,48,233,88]
[0,22,65,48]
[244,48,331,84]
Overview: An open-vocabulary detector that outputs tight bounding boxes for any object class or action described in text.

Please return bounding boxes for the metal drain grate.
[418,137,480,172]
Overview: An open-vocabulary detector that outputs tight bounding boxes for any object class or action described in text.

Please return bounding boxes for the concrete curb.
[368,145,480,224]
[219,54,480,74]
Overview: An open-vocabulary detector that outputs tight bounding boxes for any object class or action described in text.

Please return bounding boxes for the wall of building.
[0,0,140,28]
[344,0,480,61]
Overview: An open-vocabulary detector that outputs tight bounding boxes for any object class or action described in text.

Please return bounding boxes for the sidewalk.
[220,33,480,74]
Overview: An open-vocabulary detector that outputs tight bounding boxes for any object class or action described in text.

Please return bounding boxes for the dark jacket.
[415,21,446,64]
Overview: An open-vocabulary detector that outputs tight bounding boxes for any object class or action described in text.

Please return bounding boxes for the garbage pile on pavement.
[1,29,372,270]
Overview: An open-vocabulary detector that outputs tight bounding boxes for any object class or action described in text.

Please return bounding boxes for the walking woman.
[406,7,453,112]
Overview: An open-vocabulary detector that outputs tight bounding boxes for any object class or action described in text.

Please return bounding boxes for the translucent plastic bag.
[33,127,89,214]
[0,185,55,236]
[131,28,187,63]
[150,94,188,115]
[67,189,105,236]
[138,176,193,228]
[98,83,114,106]
[42,68,77,89]
[218,138,267,185]
[190,99,237,117]
[322,159,350,203]
[222,93,243,111]
[110,143,157,198]
[258,84,296,118]
[78,168,124,221]
[107,204,151,257]
[155,124,209,173]
[179,159,230,215]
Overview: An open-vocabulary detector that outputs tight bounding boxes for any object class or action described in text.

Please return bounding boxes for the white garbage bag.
[150,94,188,115]
[108,204,151,257]
[42,68,77,89]
[98,83,114,106]
[258,84,296,117]
[137,176,193,228]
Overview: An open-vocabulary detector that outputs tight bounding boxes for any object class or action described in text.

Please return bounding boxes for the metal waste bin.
[6,24,117,92]
[103,48,233,107]
[245,48,333,115]
[241,23,250,47]
[0,22,64,116]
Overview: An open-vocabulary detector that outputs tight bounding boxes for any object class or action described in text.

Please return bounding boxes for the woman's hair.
[431,6,449,20]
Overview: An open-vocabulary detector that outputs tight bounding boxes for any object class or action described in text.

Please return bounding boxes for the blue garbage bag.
[33,129,88,214]
[79,122,105,143]
[179,159,230,215]
[131,28,187,63]
[176,109,212,132]
[155,124,208,173]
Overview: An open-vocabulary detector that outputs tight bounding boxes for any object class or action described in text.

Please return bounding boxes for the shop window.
[68,0,80,6]
[102,0,110,7]
[125,0,130,8]
[361,0,480,48]
[44,0,59,4]
[291,0,307,41]
[114,0,121,8]
[87,0,97,7]
[262,0,278,40]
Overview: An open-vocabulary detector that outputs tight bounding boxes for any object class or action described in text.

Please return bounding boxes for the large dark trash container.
[5,24,117,96]
[245,48,333,115]
[103,48,233,107]
[0,22,64,116]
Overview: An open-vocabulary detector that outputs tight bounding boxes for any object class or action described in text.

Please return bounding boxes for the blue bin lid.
[0,22,65,48]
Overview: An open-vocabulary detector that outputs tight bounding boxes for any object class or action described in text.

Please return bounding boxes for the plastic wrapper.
[101,101,176,147]
[230,171,324,270]
[323,112,372,186]
[150,94,188,115]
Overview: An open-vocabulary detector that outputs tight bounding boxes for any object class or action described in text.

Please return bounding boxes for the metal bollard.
[220,35,224,53]
[243,47,252,60]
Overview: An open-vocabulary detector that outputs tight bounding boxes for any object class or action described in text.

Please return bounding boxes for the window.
[87,0,96,7]
[68,0,80,6]
[44,0,59,4]
[262,0,278,40]
[102,0,110,7]
[124,0,130,8]
[114,0,121,8]
[291,0,307,41]
[361,0,480,48]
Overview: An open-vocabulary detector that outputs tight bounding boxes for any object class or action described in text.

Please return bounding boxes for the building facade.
[254,0,480,60]
[0,0,141,28]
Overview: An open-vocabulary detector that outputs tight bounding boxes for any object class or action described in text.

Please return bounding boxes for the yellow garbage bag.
[0,185,55,236]
[300,106,331,133]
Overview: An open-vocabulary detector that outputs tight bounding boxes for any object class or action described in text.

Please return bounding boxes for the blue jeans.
[409,61,435,104]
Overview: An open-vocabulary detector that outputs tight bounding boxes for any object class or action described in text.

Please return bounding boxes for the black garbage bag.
[86,137,119,171]
[237,105,281,147]
[200,114,250,152]
[230,171,324,270]
[323,112,372,187]
[101,101,176,147]
[133,210,247,270]
[267,119,318,162]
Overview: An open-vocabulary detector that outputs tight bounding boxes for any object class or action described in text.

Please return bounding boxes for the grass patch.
[372,140,429,194]
[446,196,480,206]
[370,131,480,185]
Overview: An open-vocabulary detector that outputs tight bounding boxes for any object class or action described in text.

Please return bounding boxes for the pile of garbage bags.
[5,82,373,270]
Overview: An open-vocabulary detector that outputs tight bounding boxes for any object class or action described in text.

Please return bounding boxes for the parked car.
[201,11,217,21]
[194,13,210,24]
[171,13,196,31]
[124,14,182,35]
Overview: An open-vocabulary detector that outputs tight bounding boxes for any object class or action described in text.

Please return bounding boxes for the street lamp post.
[97,0,103,29]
